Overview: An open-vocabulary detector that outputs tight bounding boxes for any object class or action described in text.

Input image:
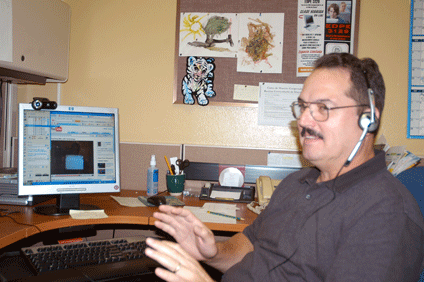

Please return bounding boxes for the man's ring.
[173,263,181,273]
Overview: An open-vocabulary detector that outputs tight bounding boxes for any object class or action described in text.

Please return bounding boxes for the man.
[340,2,348,13]
[339,2,351,23]
[145,53,424,281]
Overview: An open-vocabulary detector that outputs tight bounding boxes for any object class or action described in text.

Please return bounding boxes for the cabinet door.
[0,0,71,83]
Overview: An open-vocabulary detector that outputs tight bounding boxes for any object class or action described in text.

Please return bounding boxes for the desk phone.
[256,176,281,205]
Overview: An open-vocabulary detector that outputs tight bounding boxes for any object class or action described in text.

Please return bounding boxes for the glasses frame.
[291,101,368,122]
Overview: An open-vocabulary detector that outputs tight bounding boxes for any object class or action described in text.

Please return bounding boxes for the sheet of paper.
[69,209,108,220]
[233,84,259,102]
[258,83,302,126]
[386,146,406,164]
[184,206,236,224]
[179,13,239,58]
[237,13,284,74]
[210,190,241,200]
[111,196,146,207]
[267,152,303,168]
[202,203,239,212]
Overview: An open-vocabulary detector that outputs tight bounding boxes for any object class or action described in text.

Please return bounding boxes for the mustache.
[301,127,324,139]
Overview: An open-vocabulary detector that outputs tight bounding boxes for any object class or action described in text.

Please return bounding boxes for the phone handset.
[257,176,280,205]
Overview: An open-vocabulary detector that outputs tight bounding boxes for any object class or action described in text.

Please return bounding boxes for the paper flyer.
[297,0,356,77]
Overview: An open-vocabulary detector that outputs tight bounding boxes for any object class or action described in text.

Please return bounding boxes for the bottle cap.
[150,155,156,166]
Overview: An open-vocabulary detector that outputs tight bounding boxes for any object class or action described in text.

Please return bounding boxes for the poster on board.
[179,13,239,58]
[296,0,356,77]
[236,13,285,74]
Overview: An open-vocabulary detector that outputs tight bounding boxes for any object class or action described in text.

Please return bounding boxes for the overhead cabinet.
[0,0,71,84]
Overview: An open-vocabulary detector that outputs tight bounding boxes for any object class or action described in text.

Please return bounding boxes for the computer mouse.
[147,195,167,206]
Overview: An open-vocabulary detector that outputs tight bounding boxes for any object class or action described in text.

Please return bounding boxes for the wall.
[19,0,423,156]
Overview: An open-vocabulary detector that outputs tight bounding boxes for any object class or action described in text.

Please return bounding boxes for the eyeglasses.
[291,101,367,122]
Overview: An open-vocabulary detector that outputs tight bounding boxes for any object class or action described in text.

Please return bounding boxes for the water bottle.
[147,155,159,196]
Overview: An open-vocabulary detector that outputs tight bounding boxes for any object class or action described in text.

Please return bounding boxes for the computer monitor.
[304,15,314,26]
[18,104,120,216]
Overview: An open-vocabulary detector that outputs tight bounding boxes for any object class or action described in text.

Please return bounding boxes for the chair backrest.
[396,166,424,282]
[396,166,424,216]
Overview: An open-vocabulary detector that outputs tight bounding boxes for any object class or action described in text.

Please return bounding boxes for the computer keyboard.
[19,235,161,281]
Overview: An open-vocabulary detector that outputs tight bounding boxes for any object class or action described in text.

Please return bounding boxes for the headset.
[344,70,378,166]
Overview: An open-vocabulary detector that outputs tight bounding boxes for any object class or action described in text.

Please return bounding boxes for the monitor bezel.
[18,103,121,197]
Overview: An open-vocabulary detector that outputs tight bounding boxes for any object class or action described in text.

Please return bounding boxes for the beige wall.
[19,0,423,156]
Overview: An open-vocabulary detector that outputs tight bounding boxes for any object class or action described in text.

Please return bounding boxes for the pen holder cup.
[166,173,185,196]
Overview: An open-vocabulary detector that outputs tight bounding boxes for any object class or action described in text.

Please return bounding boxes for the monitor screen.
[305,15,314,25]
[18,104,120,215]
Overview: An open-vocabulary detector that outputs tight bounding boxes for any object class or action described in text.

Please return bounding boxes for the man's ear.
[374,107,380,121]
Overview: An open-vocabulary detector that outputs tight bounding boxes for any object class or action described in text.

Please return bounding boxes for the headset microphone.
[344,70,377,167]
[344,125,368,166]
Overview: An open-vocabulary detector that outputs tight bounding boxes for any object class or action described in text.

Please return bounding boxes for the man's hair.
[328,3,340,15]
[313,53,385,121]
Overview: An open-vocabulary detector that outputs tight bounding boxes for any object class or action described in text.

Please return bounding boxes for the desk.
[0,190,257,250]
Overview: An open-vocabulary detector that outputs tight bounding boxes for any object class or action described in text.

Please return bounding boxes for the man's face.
[340,3,346,12]
[297,68,362,168]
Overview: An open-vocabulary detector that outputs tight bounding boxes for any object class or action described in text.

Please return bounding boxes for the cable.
[0,211,43,233]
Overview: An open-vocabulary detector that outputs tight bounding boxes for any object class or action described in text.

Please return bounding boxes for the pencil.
[164,156,174,175]
[207,211,244,221]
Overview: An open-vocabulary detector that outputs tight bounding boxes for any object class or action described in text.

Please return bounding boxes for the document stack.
[375,135,421,177]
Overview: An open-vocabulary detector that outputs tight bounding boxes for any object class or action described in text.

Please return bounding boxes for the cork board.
[173,0,360,107]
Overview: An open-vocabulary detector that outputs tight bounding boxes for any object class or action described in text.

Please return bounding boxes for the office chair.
[396,166,424,282]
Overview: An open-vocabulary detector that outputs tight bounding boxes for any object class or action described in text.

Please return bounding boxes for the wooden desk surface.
[149,195,257,233]
[0,190,257,249]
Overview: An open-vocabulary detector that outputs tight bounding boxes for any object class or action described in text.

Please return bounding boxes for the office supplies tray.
[200,184,255,203]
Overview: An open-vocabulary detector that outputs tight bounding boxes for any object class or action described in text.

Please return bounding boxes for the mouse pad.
[138,196,185,207]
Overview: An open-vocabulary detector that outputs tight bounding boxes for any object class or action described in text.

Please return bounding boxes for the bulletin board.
[173,0,361,107]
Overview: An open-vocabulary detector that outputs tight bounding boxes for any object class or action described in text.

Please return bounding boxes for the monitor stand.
[33,194,100,216]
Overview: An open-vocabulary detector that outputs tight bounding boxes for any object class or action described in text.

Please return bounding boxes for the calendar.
[408,0,424,138]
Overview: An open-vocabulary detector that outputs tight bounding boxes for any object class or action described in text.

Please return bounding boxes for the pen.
[207,211,244,221]
[164,156,174,175]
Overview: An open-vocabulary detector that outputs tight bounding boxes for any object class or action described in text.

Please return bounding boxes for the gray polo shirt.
[223,151,424,281]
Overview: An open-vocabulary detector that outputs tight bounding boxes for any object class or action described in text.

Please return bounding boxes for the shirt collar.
[300,150,387,193]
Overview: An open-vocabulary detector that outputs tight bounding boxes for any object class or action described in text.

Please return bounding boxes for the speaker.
[31,97,57,110]
[358,112,378,133]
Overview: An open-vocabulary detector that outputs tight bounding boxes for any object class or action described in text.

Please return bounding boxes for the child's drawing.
[179,13,238,58]
[237,13,284,74]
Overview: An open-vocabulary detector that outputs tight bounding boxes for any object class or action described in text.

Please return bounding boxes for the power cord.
[0,209,42,233]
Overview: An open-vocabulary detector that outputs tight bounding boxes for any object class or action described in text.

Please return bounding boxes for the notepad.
[184,203,238,224]
[69,209,108,220]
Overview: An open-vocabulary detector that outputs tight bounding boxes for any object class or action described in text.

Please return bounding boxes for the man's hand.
[145,238,215,282]
[152,205,218,261]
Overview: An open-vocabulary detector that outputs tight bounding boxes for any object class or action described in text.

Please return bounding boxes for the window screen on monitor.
[18,104,120,216]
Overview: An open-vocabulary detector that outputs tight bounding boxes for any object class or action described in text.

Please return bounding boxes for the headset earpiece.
[358,112,378,133]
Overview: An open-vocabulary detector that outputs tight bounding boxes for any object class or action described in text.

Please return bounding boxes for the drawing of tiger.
[182,56,215,106]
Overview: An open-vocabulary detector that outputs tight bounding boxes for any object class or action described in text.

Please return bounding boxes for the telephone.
[256,176,281,205]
